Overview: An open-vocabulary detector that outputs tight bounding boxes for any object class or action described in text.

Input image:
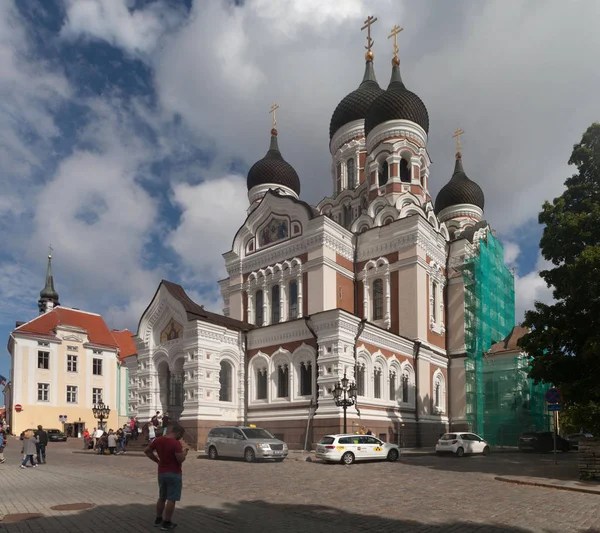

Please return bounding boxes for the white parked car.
[315,434,401,465]
[435,432,490,457]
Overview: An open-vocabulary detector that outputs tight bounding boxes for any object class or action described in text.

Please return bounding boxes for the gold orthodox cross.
[388,25,403,58]
[48,244,54,258]
[453,128,465,152]
[269,103,280,128]
[361,15,378,51]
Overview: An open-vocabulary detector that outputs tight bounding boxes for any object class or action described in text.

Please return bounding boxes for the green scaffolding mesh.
[463,231,550,445]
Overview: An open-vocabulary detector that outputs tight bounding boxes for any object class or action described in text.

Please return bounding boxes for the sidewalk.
[496,475,600,495]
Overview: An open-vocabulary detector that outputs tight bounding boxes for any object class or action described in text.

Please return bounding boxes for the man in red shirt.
[145,426,188,530]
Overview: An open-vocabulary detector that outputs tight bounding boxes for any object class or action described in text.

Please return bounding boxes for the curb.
[495,476,600,496]
[71,451,147,457]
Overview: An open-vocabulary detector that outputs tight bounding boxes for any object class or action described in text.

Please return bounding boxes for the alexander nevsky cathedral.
[127,17,518,448]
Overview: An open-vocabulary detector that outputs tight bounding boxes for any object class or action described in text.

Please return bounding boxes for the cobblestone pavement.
[0,441,598,532]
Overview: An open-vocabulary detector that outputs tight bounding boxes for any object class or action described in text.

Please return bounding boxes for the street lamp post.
[332,371,358,433]
[92,401,111,430]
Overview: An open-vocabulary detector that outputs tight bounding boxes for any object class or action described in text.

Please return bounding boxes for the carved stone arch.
[249,352,270,403]
[355,345,372,398]
[218,350,239,404]
[399,203,427,219]
[400,361,416,406]
[374,205,399,226]
[351,213,374,234]
[440,223,450,241]
[292,343,316,399]
[432,368,446,413]
[368,197,391,218]
[271,348,293,401]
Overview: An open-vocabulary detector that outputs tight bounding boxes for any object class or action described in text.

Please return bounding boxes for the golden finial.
[388,25,403,65]
[361,15,378,60]
[269,103,280,130]
[48,244,53,259]
[453,128,465,156]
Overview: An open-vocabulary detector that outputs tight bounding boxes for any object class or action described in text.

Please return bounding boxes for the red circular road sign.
[545,388,561,404]
[14,404,22,412]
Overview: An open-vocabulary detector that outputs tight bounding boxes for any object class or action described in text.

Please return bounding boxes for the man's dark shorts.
[158,473,182,502]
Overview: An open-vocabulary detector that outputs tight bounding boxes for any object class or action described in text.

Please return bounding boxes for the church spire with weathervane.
[38,246,60,314]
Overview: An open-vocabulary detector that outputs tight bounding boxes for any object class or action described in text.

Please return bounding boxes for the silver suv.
[205,426,288,462]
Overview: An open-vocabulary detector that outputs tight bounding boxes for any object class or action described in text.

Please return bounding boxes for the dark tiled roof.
[364,64,429,135]
[488,325,529,355]
[329,60,384,139]
[247,131,300,196]
[434,154,485,214]
[161,280,254,332]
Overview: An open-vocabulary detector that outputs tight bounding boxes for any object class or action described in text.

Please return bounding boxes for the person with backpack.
[35,425,48,464]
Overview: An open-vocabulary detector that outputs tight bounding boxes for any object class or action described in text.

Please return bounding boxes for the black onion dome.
[364,63,429,135]
[434,153,485,214]
[329,60,384,139]
[247,130,300,196]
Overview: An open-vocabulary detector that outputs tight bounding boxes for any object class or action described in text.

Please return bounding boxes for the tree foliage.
[519,123,600,408]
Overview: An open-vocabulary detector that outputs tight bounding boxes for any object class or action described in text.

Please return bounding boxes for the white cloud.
[168,175,248,280]
[514,254,554,324]
[502,241,520,269]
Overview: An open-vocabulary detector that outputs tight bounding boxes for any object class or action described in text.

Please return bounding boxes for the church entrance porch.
[156,358,185,422]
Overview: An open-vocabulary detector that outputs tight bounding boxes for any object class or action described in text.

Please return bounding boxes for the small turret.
[38,251,60,314]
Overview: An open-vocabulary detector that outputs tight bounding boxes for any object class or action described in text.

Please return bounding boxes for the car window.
[441,433,456,440]
[338,437,353,444]
[459,434,472,440]
[365,437,381,445]
[242,428,275,439]
[231,429,245,440]
[319,437,335,445]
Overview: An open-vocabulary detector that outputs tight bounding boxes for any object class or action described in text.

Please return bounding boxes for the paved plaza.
[0,440,598,532]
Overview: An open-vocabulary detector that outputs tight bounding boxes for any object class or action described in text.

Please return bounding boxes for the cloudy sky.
[1,0,599,382]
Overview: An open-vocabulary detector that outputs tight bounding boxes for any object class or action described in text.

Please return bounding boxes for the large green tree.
[519,123,600,410]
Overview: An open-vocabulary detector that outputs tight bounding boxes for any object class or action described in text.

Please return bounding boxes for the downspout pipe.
[445,247,452,433]
[353,318,367,418]
[243,329,249,426]
[413,340,422,448]
[304,317,319,450]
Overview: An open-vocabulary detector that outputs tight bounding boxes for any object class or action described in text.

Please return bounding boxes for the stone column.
[279,279,285,322]
[384,271,391,330]
[247,290,253,325]
[297,272,303,319]
[263,282,269,326]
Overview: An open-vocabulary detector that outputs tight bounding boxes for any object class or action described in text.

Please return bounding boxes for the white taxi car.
[315,434,401,465]
[435,432,490,457]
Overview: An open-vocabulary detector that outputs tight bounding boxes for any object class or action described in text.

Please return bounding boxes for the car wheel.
[482,446,490,456]
[341,452,355,465]
[387,449,399,462]
[455,447,465,458]
[244,448,256,463]
[208,446,218,460]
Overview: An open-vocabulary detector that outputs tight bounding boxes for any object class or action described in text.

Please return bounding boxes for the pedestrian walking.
[145,426,188,530]
[20,430,38,468]
[0,429,6,463]
[148,423,156,443]
[107,430,117,454]
[35,425,48,464]
[83,428,91,450]
[162,412,170,436]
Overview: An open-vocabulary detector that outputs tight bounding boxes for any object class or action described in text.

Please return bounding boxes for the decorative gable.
[259,217,289,247]
[160,318,183,343]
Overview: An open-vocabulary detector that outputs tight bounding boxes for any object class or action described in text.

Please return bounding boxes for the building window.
[219,361,232,402]
[277,364,289,398]
[93,358,103,376]
[433,372,446,412]
[347,158,355,189]
[374,367,382,399]
[389,371,396,401]
[343,204,352,229]
[66,385,78,404]
[38,351,49,370]
[432,281,438,323]
[256,370,267,400]
[255,290,264,326]
[92,388,103,404]
[67,354,78,373]
[400,159,411,182]
[37,383,49,402]
[379,161,389,186]
[373,279,384,320]
[336,162,342,193]
[402,373,409,403]
[289,281,298,320]
[271,285,280,324]
[300,362,312,396]
[356,364,366,396]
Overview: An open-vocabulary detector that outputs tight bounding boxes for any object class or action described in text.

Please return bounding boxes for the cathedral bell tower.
[364,25,431,205]
[38,249,60,314]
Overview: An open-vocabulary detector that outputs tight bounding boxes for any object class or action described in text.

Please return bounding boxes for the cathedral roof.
[488,325,529,355]
[39,254,59,302]
[434,153,485,214]
[329,60,384,139]
[364,61,429,135]
[246,130,300,196]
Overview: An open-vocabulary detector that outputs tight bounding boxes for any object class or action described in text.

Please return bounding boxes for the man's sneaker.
[20,465,25,469]
[161,522,178,530]
[154,517,163,527]
[32,464,37,468]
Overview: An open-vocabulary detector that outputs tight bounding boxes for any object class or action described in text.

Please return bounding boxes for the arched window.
[300,362,312,396]
[343,204,352,229]
[219,361,232,402]
[336,162,342,193]
[256,369,267,400]
[433,371,446,412]
[373,279,384,320]
[400,159,411,182]
[347,158,355,189]
[255,290,264,326]
[374,367,382,399]
[379,161,389,186]
[431,281,438,324]
[389,371,396,401]
[401,372,409,403]
[288,280,298,320]
[356,363,366,396]
[277,364,289,398]
[271,285,280,324]
[435,381,440,408]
